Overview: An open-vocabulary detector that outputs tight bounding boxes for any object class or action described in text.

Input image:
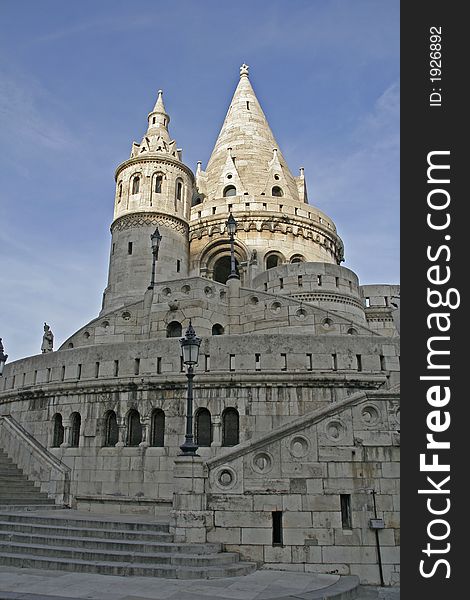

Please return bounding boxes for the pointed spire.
[148,90,170,130]
[204,65,300,201]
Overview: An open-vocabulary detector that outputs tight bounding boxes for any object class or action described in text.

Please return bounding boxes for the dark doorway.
[213,256,239,284]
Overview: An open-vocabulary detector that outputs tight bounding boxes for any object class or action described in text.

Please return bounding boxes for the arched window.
[223,185,236,197]
[290,254,305,263]
[192,197,202,206]
[166,321,182,338]
[118,182,122,201]
[213,255,238,284]
[222,408,239,447]
[132,176,140,195]
[266,254,281,270]
[69,412,81,448]
[127,409,142,447]
[150,409,165,447]
[212,324,224,336]
[272,186,283,197]
[52,414,64,448]
[196,408,212,447]
[175,179,183,201]
[155,175,163,193]
[104,410,118,447]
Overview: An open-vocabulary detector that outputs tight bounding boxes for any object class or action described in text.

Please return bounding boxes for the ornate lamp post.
[226,213,239,280]
[179,322,201,456]
[148,227,162,289]
[0,339,7,377]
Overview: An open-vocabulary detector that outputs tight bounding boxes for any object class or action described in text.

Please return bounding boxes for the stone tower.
[102,91,195,312]
[190,64,344,285]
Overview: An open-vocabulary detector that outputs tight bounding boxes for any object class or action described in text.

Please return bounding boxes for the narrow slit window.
[230,354,235,372]
[255,353,261,371]
[264,283,268,292]
[176,259,181,272]
[155,175,163,193]
[246,101,250,110]
[340,494,352,529]
[263,203,267,209]
[114,360,119,377]
[365,297,370,308]
[77,364,82,380]
[33,370,37,384]
[47,368,51,383]
[279,277,283,289]
[95,362,100,378]
[335,277,339,287]
[298,275,303,287]
[212,207,216,214]
[307,353,313,371]
[317,275,322,286]
[156,357,162,374]
[281,354,287,371]
[356,355,362,372]
[180,356,184,373]
[61,366,65,381]
[272,511,283,545]
[380,355,386,371]
[205,354,210,372]
[332,354,337,371]
[132,176,140,195]
[128,242,133,255]
[134,358,140,375]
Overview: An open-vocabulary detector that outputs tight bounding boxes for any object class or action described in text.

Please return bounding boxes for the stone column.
[60,422,71,448]
[140,419,150,447]
[115,417,126,447]
[212,416,222,447]
[170,455,211,543]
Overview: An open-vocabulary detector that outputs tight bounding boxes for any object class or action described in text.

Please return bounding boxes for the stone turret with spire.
[101,90,195,313]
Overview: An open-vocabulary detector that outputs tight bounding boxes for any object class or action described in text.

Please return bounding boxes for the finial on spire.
[240,63,249,78]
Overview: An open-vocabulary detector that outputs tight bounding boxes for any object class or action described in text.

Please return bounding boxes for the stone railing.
[0,414,71,506]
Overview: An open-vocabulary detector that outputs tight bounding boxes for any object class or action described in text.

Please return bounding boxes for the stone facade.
[0,65,399,585]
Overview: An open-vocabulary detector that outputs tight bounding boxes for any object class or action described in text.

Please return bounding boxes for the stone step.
[0,531,222,555]
[0,504,61,512]
[0,552,257,578]
[0,512,169,532]
[0,499,55,505]
[0,541,240,566]
[0,521,173,542]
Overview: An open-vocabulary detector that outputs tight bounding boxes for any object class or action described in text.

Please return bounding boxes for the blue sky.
[0,0,399,362]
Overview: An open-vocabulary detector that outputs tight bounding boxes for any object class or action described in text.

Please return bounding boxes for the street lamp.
[226,213,239,280]
[148,227,162,289]
[0,338,8,377]
[179,321,201,456]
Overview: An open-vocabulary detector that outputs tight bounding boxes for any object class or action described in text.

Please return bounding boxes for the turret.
[102,91,194,313]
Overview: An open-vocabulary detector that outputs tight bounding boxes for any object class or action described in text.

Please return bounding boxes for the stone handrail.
[0,414,71,506]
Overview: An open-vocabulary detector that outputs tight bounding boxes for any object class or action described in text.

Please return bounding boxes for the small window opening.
[176,259,181,272]
[281,354,287,371]
[212,207,216,214]
[356,355,362,372]
[279,204,283,211]
[317,275,322,286]
[307,353,313,371]
[272,186,283,197]
[198,211,202,218]
[264,282,268,291]
[245,202,250,209]
[205,354,210,372]
[112,243,115,255]
[152,117,156,124]
[263,203,267,209]
[134,358,140,375]
[332,354,337,371]
[77,364,82,380]
[95,362,100,378]
[230,354,235,371]
[298,275,303,287]
[132,177,140,195]
[157,357,162,374]
[279,277,283,289]
[246,101,250,110]
[128,242,133,255]
[340,494,352,529]
[224,185,237,197]
[180,356,184,372]
[335,277,339,287]
[365,297,371,308]
[255,353,261,371]
[33,370,37,384]
[176,180,183,201]
[61,366,65,382]
[47,368,51,382]
[295,208,298,215]
[380,355,386,371]
[272,511,283,545]
[114,360,119,377]
[155,175,163,193]
[228,204,233,212]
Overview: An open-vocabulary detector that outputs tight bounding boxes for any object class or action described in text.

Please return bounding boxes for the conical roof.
[203,64,300,201]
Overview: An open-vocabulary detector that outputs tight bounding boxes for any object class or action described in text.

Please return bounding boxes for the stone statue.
[41,323,54,353]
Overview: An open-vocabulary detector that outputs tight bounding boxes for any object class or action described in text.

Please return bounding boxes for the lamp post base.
[179,438,199,456]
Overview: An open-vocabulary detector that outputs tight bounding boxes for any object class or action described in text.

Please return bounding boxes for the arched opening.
[70,412,81,447]
[150,409,165,447]
[126,409,142,446]
[192,197,202,206]
[166,321,182,338]
[154,175,163,193]
[132,176,140,195]
[211,323,225,336]
[104,411,118,447]
[175,179,183,201]
[266,254,282,270]
[52,414,64,448]
[223,185,236,197]
[195,408,212,447]
[272,186,283,197]
[213,255,238,284]
[222,408,239,447]
[290,254,305,263]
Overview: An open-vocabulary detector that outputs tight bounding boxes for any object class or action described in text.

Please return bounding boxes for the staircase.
[0,449,56,510]
[0,511,257,578]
